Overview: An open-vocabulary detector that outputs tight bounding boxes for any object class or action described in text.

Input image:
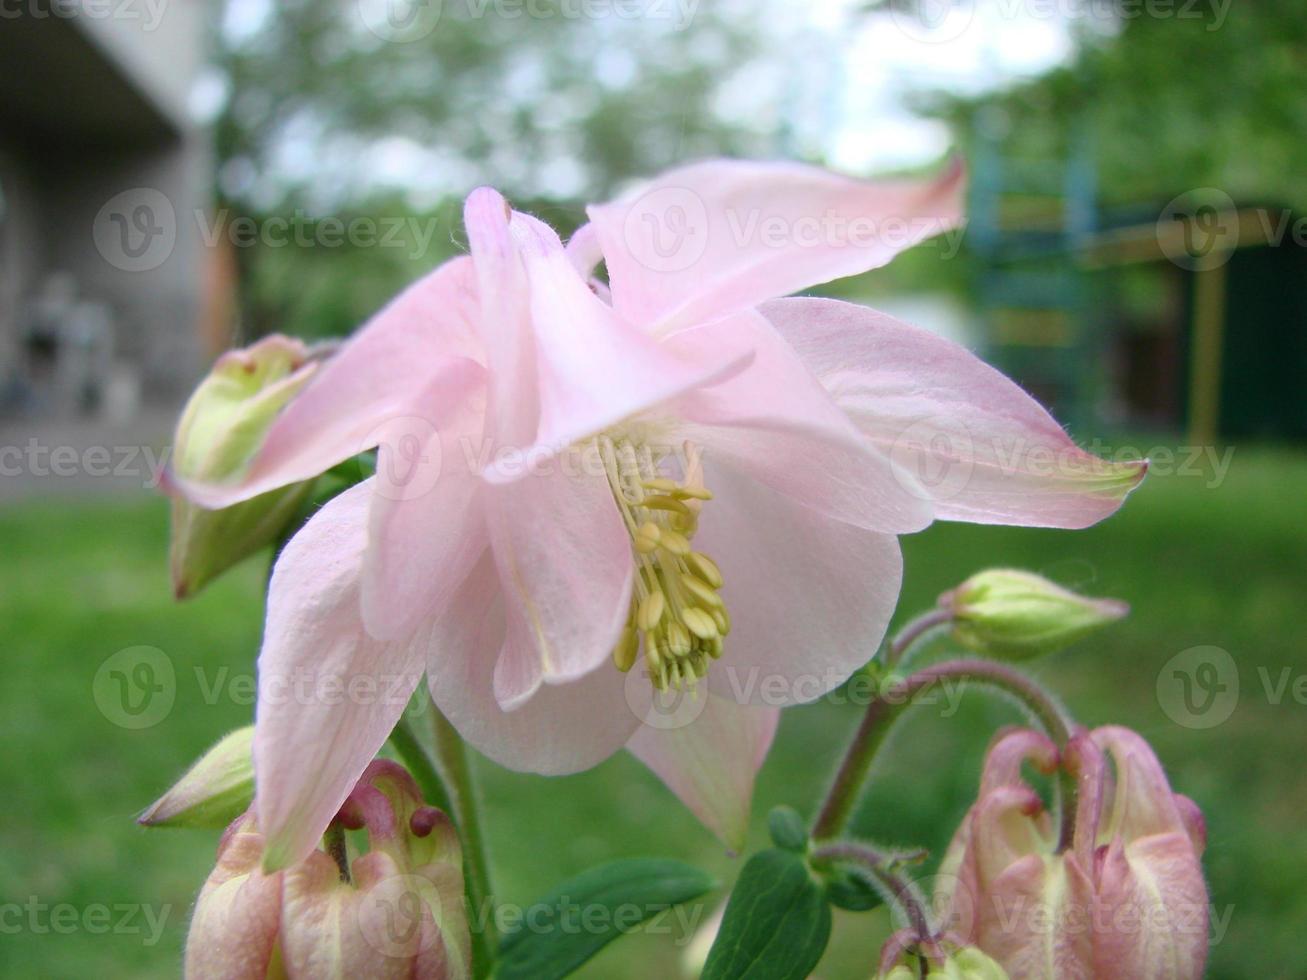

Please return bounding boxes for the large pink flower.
[182,159,1145,868]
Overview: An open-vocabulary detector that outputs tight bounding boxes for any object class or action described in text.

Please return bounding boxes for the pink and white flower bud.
[936,726,1207,979]
[169,335,319,598]
[185,761,471,980]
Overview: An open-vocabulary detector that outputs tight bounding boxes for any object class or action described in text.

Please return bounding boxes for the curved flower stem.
[389,714,454,815]
[880,608,952,673]
[811,841,934,940]
[812,658,1075,842]
[429,707,497,980]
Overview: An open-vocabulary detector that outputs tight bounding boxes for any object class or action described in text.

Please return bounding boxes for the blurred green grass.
[2,444,1304,978]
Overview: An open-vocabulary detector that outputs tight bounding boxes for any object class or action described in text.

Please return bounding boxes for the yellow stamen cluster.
[600,438,730,691]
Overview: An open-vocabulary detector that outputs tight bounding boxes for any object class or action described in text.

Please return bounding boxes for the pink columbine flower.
[179,158,1145,868]
[935,726,1208,978]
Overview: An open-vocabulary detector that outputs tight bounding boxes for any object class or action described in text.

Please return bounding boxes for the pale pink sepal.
[255,480,425,870]
[762,297,1148,529]
[588,157,965,332]
[626,694,779,854]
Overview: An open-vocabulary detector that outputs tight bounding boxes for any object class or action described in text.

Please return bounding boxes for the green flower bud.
[169,335,318,598]
[939,568,1128,661]
[139,726,254,829]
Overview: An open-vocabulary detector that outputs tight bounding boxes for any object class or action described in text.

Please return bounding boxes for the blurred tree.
[906,0,1307,209]
[209,0,774,338]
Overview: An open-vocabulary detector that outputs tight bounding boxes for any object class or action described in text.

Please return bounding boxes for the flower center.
[598,435,730,692]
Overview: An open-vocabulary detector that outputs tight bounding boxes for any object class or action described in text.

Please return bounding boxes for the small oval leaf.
[495,858,715,980]
[702,848,831,980]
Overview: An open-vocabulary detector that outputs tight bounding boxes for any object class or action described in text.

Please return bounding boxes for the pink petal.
[465,187,539,449]
[668,310,933,534]
[587,157,964,331]
[484,461,633,702]
[424,555,641,774]
[626,695,778,853]
[184,820,283,980]
[762,297,1147,528]
[184,259,483,509]
[483,211,752,482]
[359,372,489,642]
[1091,725,1191,842]
[694,460,904,706]
[255,480,425,870]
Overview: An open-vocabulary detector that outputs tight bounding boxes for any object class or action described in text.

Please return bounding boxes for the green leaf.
[495,858,715,980]
[702,849,832,980]
[824,866,885,913]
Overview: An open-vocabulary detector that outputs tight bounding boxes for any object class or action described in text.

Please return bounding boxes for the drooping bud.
[139,726,254,829]
[934,726,1208,979]
[184,813,283,980]
[185,760,471,980]
[938,569,1128,661]
[169,335,319,598]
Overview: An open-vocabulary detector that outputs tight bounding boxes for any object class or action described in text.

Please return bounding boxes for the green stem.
[881,608,952,673]
[812,658,1075,841]
[811,840,934,941]
[429,707,497,980]
[389,714,453,815]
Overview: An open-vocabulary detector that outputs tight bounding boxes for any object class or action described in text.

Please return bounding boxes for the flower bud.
[169,335,319,598]
[935,726,1208,979]
[186,760,471,980]
[876,933,1010,978]
[939,569,1128,661]
[139,726,254,829]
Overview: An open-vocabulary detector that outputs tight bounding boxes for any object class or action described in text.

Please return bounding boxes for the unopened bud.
[939,568,1128,661]
[185,760,471,979]
[140,726,254,829]
[934,726,1208,979]
[169,335,319,598]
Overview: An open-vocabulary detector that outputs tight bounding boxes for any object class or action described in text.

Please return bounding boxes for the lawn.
[2,443,1303,978]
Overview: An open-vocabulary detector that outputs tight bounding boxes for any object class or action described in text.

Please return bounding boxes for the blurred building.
[0,0,213,420]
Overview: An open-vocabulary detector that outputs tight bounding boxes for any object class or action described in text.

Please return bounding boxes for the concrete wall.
[0,0,213,413]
